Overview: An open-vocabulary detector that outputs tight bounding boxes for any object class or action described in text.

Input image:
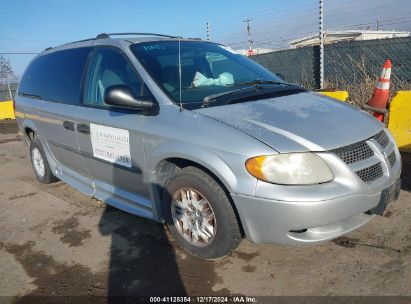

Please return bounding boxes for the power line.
[1,14,409,55]
[191,0,410,44]
[192,0,394,36]
[207,9,319,37]
[218,16,411,49]
[0,36,63,43]
[189,1,313,30]
[0,52,39,55]
[212,15,410,43]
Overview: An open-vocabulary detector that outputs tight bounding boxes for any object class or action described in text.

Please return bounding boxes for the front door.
[76,47,154,219]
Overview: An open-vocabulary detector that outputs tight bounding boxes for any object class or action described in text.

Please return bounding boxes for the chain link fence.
[0,83,18,101]
[252,37,411,103]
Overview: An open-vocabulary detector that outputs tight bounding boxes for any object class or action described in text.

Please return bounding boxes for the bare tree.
[0,56,17,100]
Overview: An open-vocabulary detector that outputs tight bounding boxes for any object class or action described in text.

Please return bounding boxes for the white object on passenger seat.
[192,72,234,87]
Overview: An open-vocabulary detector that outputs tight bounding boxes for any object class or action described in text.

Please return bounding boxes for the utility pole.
[319,0,324,89]
[243,19,253,55]
[377,17,381,31]
[7,82,12,100]
[206,21,211,41]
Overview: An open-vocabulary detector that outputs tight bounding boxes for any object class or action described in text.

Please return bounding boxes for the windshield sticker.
[90,124,132,168]
[142,44,166,51]
[219,45,241,55]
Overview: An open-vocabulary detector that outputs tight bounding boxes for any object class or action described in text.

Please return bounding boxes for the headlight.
[245,153,333,185]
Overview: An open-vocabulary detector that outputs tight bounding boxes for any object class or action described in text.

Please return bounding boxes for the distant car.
[15,33,401,259]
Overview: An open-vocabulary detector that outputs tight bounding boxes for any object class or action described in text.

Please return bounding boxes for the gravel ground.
[0,120,410,303]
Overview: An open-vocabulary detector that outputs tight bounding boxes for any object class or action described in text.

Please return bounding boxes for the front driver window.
[83,48,146,106]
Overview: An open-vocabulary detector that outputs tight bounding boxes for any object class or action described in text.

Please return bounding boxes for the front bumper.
[232,173,401,245]
[232,191,383,244]
[234,178,402,244]
[231,129,402,245]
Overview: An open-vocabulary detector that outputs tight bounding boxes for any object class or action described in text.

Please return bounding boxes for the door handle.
[63,121,75,131]
[77,124,90,134]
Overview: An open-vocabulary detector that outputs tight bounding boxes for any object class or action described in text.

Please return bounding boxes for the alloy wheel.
[171,187,217,247]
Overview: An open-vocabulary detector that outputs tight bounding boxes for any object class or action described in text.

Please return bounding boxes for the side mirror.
[104,85,154,110]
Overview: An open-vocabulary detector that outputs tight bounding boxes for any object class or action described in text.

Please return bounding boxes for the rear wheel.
[163,166,241,259]
[30,137,57,184]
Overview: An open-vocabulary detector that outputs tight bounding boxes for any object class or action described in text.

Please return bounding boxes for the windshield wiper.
[202,85,262,107]
[234,79,290,87]
[202,79,295,107]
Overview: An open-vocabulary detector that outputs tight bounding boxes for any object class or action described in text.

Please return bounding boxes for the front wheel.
[163,166,241,260]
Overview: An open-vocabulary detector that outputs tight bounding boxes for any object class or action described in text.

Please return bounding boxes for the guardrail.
[0,100,15,120]
[319,90,411,152]
[318,90,349,102]
[387,91,411,152]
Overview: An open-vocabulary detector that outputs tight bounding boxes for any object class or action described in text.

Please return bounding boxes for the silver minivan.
[15,33,401,259]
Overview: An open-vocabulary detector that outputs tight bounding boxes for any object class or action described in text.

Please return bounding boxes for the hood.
[194,92,383,152]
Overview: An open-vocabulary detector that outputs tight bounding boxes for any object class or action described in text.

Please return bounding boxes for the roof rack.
[96,32,179,39]
[43,33,183,53]
[54,37,98,50]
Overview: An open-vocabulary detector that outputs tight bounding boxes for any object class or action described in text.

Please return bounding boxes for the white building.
[289,30,410,48]
[234,48,274,56]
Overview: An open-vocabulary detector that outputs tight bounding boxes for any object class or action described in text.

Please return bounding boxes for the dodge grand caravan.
[15,33,401,259]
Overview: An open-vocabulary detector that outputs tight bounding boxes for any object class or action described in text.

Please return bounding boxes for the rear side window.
[19,47,90,105]
[18,57,45,98]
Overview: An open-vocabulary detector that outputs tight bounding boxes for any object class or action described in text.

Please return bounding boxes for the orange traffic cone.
[365,59,392,122]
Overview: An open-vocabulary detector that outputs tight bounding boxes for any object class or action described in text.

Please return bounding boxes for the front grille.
[332,141,374,164]
[373,130,389,148]
[332,130,393,184]
[388,151,396,167]
[355,163,383,182]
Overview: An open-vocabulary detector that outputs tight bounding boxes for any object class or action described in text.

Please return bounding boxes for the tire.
[163,166,241,260]
[30,137,57,184]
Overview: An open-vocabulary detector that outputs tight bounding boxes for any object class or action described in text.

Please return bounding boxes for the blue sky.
[1,0,410,77]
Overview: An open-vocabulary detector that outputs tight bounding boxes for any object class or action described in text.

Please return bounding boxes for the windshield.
[131,41,285,108]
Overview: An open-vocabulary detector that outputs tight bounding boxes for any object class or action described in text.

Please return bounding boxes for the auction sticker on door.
[90,124,132,168]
